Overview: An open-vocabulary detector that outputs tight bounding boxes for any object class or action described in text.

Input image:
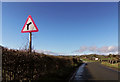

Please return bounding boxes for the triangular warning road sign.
[21,15,39,33]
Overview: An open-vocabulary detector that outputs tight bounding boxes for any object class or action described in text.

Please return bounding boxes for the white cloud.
[108,46,118,52]
[35,45,118,56]
[35,49,66,56]
[74,45,118,55]
[97,46,109,53]
[97,46,118,53]
[75,46,88,53]
[89,46,97,52]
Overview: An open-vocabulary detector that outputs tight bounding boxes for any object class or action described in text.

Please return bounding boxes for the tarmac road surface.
[70,62,119,82]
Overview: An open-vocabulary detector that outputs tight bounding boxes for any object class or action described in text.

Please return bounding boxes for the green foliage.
[101,62,120,70]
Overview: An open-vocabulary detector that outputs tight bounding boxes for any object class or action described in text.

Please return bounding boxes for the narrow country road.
[70,62,120,82]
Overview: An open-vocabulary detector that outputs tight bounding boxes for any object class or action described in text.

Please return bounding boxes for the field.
[81,58,98,62]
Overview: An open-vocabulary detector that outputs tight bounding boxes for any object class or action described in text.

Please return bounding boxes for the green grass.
[81,58,98,62]
[101,62,120,70]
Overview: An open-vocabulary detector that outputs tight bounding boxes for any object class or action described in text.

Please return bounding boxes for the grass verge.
[101,62,120,71]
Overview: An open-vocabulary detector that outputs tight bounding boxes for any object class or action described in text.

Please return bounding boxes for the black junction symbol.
[27,22,32,30]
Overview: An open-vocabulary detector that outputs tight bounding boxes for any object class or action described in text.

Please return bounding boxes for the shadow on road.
[69,62,119,82]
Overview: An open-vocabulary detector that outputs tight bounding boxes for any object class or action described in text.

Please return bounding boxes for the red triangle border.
[21,15,39,33]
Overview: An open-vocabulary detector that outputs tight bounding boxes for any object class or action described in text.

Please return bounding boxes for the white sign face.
[21,15,39,33]
[23,18,36,31]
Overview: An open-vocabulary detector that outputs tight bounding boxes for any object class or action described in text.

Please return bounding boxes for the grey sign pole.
[29,32,32,53]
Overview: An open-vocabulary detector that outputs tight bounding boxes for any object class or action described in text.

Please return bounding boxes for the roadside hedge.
[2,46,82,81]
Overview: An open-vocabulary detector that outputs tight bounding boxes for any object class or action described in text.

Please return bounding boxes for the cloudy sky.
[2,2,118,55]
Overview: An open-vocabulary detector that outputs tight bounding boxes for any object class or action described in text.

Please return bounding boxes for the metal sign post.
[29,32,32,53]
[21,15,39,54]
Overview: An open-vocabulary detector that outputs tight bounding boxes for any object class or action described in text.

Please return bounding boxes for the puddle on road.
[73,63,86,80]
